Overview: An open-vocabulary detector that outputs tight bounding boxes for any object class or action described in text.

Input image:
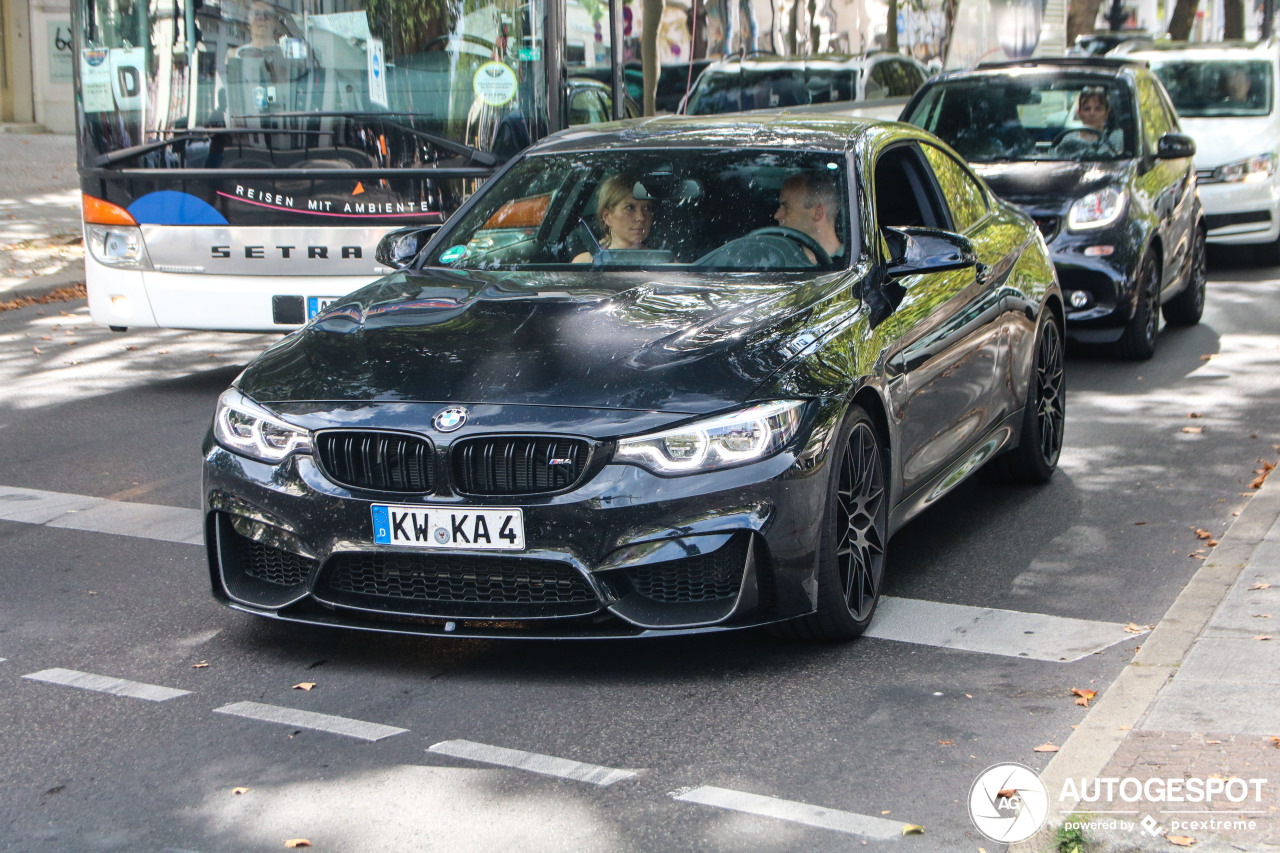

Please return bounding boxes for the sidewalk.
[1017,473,1280,852]
[0,131,83,304]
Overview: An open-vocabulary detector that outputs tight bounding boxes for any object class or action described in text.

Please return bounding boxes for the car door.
[868,141,1010,497]
[1136,73,1195,292]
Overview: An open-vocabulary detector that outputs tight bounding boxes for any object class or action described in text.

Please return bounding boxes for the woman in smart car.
[572,173,654,263]
[1058,87,1122,153]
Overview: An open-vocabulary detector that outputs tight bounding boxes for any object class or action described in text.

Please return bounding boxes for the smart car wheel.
[1117,253,1160,360]
[982,316,1065,484]
[1163,224,1206,327]
[777,405,886,640]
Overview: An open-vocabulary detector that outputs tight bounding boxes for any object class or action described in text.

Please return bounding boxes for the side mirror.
[1157,132,1196,160]
[375,226,439,269]
[883,226,977,277]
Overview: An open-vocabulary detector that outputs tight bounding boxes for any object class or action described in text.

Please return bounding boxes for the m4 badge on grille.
[548,458,574,465]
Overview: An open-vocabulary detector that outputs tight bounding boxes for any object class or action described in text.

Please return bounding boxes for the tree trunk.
[642,0,662,115]
[1166,0,1200,39]
[1067,0,1104,42]
[886,0,898,51]
[1223,0,1244,38]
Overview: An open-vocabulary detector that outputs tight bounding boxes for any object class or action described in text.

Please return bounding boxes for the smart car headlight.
[213,389,312,464]
[615,401,806,475]
[1214,153,1276,183]
[85,224,152,270]
[1067,187,1128,231]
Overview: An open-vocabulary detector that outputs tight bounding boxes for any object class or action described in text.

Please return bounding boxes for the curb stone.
[1011,472,1280,853]
[0,258,86,304]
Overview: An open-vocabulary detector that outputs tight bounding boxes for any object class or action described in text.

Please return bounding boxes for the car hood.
[236,267,857,415]
[972,160,1130,212]
[1179,115,1277,169]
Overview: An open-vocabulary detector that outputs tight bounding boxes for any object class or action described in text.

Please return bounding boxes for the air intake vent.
[625,535,750,603]
[452,436,591,495]
[315,431,435,493]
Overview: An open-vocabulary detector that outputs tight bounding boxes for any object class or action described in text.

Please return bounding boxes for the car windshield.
[905,74,1135,163]
[1148,59,1272,117]
[426,149,855,272]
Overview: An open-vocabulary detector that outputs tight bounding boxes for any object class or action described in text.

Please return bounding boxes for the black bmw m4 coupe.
[203,114,1065,640]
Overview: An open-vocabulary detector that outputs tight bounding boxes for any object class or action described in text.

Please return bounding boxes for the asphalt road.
[1,250,1278,852]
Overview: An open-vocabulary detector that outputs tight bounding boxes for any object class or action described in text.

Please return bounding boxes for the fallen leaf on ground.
[1187,412,1203,419]
[881,810,891,814]
[40,335,51,341]
[1268,736,1280,749]
[1166,835,1196,847]
[937,740,954,746]
[996,788,1017,799]
[1199,353,1215,360]
[1194,528,1213,539]
[284,840,312,849]
[1119,726,1131,731]
[1254,635,1273,641]
[232,787,249,795]
[191,661,209,669]
[292,682,316,691]
[1190,554,1206,560]
[32,346,41,354]
[1071,688,1098,707]
[1249,583,1272,591]
[1124,623,1151,633]
[1033,743,1059,753]
[1250,460,1277,489]
[1134,521,1147,525]
[1254,614,1272,618]
[1182,426,1204,435]
[901,824,924,836]
[1205,740,1221,744]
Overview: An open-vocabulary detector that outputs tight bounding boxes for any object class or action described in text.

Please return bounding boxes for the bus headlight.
[86,224,152,270]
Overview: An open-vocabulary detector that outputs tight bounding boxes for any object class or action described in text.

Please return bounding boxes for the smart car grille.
[316,431,435,493]
[625,536,749,603]
[452,436,591,495]
[231,532,316,587]
[323,553,598,606]
[1032,216,1060,241]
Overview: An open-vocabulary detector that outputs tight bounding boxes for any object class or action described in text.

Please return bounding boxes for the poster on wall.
[49,22,74,83]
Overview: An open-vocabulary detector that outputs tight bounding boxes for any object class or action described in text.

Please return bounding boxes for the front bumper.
[202,410,837,639]
[1029,214,1140,344]
[1196,176,1280,246]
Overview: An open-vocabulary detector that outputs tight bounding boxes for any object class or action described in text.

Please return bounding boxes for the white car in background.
[1126,41,1280,260]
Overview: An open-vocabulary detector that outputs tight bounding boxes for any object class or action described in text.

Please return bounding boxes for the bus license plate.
[307,296,339,318]
[371,505,525,551]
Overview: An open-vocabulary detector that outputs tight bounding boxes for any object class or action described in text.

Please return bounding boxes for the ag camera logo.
[969,763,1050,843]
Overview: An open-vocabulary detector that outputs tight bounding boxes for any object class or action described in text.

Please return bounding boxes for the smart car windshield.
[1149,59,1273,117]
[427,149,855,271]
[905,74,1135,163]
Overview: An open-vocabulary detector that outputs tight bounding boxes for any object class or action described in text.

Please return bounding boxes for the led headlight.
[85,224,152,270]
[1067,187,1128,231]
[1214,153,1276,183]
[213,389,312,464]
[615,401,805,475]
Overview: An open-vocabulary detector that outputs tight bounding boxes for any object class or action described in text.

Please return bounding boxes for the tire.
[1163,224,1206,327]
[774,405,887,641]
[1116,253,1160,360]
[1257,235,1280,266]
[982,316,1065,484]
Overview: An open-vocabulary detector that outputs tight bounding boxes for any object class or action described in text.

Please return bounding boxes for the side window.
[904,63,926,94]
[866,63,891,99]
[885,61,913,97]
[873,143,948,232]
[1139,76,1173,154]
[569,89,609,126]
[920,144,989,232]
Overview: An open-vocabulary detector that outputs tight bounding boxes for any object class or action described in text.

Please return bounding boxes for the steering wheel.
[745,226,832,266]
[1053,128,1099,147]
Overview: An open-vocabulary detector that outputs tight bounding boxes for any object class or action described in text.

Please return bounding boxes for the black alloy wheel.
[1163,224,1207,326]
[777,405,887,640]
[982,317,1065,484]
[1117,253,1160,360]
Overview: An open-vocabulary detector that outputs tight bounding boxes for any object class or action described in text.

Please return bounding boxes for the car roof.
[974,56,1145,73]
[1125,40,1278,62]
[697,51,923,73]
[528,113,910,155]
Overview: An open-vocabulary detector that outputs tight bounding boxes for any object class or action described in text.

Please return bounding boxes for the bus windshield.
[77,0,550,163]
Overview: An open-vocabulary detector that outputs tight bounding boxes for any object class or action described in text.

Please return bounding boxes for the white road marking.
[0,484,1144,662]
[213,701,407,742]
[672,785,907,840]
[0,485,201,545]
[428,739,637,786]
[865,596,1144,662]
[23,668,191,701]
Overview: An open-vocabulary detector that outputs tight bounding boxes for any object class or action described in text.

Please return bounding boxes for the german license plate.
[371,504,525,551]
[307,296,339,318]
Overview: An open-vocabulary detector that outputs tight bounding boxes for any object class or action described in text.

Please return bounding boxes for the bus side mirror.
[375,226,439,269]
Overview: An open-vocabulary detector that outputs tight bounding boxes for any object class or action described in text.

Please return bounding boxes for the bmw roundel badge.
[432,406,468,432]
